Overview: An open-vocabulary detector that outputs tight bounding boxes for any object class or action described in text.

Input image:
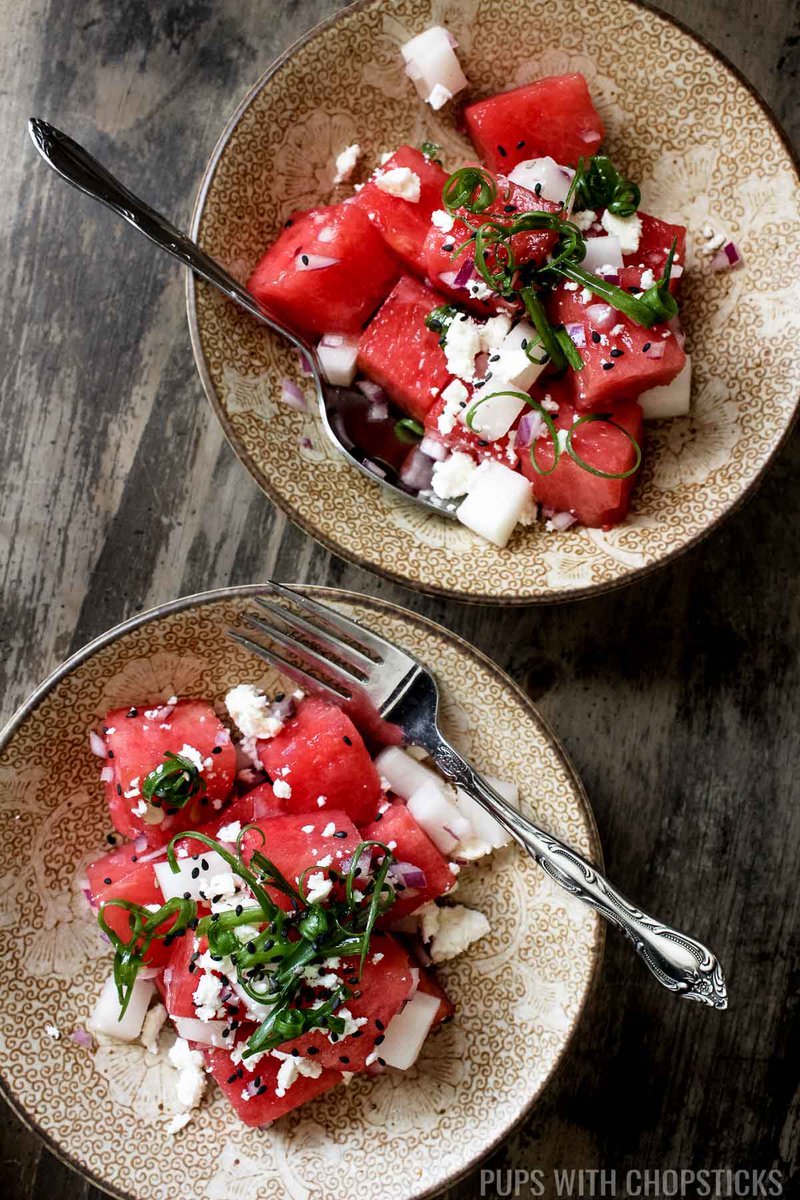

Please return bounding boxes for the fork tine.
[265,582,393,662]
[242,613,363,693]
[226,631,349,703]
[253,596,375,673]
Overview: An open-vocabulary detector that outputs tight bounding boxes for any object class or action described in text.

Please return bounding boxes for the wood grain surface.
[1,2,798,1197]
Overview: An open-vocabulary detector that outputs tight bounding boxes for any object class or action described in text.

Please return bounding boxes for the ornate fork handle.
[422,733,727,1010]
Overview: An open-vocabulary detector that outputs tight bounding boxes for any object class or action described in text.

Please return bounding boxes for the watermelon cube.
[520,380,643,527]
[239,809,365,910]
[164,932,245,1024]
[205,1041,342,1127]
[280,933,415,1070]
[361,801,457,922]
[423,177,561,315]
[353,145,449,276]
[102,700,237,843]
[464,74,604,173]
[548,273,686,411]
[86,843,173,966]
[256,698,381,826]
[248,202,401,340]
[622,211,687,284]
[356,276,452,423]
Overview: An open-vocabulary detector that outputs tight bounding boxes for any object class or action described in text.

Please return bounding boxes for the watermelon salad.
[78,684,513,1133]
[248,26,741,547]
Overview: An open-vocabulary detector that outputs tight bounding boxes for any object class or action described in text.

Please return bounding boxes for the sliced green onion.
[520,287,567,372]
[419,140,443,165]
[142,751,206,812]
[442,166,497,215]
[553,326,585,371]
[395,418,425,444]
[565,413,642,479]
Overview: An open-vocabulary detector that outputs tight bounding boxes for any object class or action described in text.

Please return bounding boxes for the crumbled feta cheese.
[556,428,569,450]
[437,378,470,435]
[601,209,642,254]
[216,820,241,842]
[374,166,421,202]
[165,1111,193,1136]
[580,287,593,304]
[365,1050,380,1066]
[123,777,141,800]
[371,951,384,964]
[431,451,479,499]
[305,872,333,904]
[178,743,204,772]
[596,263,619,278]
[193,971,223,1021]
[640,268,655,289]
[317,795,327,807]
[563,280,579,291]
[321,821,336,837]
[334,1007,368,1039]
[466,276,494,301]
[273,779,292,799]
[431,208,455,233]
[140,1003,168,1054]
[272,1049,323,1097]
[316,854,333,868]
[301,824,315,834]
[416,901,441,943]
[572,209,597,231]
[44,1023,61,1040]
[225,683,284,739]
[428,905,491,963]
[168,1037,207,1110]
[442,314,481,380]
[333,142,361,184]
[428,82,453,110]
[207,872,237,899]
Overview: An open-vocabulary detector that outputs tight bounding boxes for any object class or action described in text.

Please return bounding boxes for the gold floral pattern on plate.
[0,586,601,1200]
[187,0,800,603]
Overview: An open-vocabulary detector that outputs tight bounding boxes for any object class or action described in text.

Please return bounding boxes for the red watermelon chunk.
[205,1040,342,1126]
[281,933,415,1069]
[361,801,456,922]
[548,273,686,411]
[423,178,561,314]
[86,844,172,966]
[353,145,449,276]
[248,202,400,340]
[357,275,452,423]
[465,74,604,173]
[240,809,365,910]
[102,700,237,843]
[622,211,687,285]
[163,932,246,1023]
[257,698,381,826]
[520,380,643,527]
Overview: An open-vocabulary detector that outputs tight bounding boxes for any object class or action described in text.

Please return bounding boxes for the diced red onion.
[586,304,616,330]
[89,730,107,758]
[295,253,340,271]
[453,257,475,288]
[644,340,667,359]
[388,861,428,890]
[667,316,686,350]
[516,410,547,450]
[671,264,684,279]
[320,332,345,348]
[711,241,744,271]
[71,1028,93,1048]
[368,402,390,423]
[357,379,387,403]
[400,449,435,492]
[134,834,149,853]
[297,350,313,377]
[419,434,448,461]
[601,272,620,284]
[81,885,93,905]
[564,322,586,347]
[299,436,312,449]
[549,511,577,531]
[99,766,115,783]
[364,460,387,478]
[280,378,307,412]
[240,768,268,792]
[581,130,600,142]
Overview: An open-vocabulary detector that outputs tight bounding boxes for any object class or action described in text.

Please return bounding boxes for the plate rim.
[185,0,800,607]
[0,582,605,1200]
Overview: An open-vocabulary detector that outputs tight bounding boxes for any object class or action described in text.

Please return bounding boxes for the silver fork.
[228,583,728,1009]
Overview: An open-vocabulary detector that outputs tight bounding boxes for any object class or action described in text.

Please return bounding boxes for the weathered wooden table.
[1,2,798,1196]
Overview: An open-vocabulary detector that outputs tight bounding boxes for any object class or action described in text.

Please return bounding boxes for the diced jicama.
[375,746,443,800]
[89,975,155,1042]
[456,460,534,547]
[377,989,441,1069]
[407,779,472,855]
[400,26,468,109]
[638,355,692,419]
[465,381,527,441]
[508,156,575,207]
[154,850,231,903]
[454,775,515,852]
[317,333,359,386]
[581,235,623,274]
[487,319,546,392]
[173,1017,231,1048]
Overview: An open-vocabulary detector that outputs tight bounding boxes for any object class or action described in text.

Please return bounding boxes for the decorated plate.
[187,0,800,603]
[0,586,601,1200]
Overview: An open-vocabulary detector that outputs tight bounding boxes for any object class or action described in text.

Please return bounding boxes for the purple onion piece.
[564,322,586,347]
[280,378,308,412]
[453,257,475,289]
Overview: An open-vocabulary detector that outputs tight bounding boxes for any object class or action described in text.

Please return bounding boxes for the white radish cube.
[489,319,547,392]
[508,156,575,206]
[456,460,534,547]
[581,235,623,274]
[454,776,515,851]
[378,989,440,1070]
[154,850,231,903]
[400,26,467,108]
[638,355,692,419]
[464,379,526,441]
[89,975,155,1042]
[408,779,472,855]
[317,333,359,387]
[174,1017,230,1048]
[375,746,443,801]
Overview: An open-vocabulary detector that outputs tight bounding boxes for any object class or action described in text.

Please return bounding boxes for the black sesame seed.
[212,746,222,755]
[628,285,643,294]
[489,354,500,362]
[534,182,542,197]
[378,1056,386,1067]
[246,941,256,954]
[106,833,116,845]
[374,1034,385,1045]
[342,736,352,746]
[375,1019,385,1031]
[183,890,191,900]
[257,1085,268,1095]
[497,144,507,157]
[189,917,199,929]
[442,243,454,252]
[610,348,624,358]
[131,855,138,863]
[642,342,652,352]
[116,784,122,796]
[307,1045,320,1055]
[602,362,615,371]
[521,338,528,350]
[339,1055,350,1064]
[103,876,112,885]
[107,749,114,759]
[333,830,348,839]
[373,812,383,822]
[516,139,525,149]
[188,962,196,973]
[235,904,243,916]
[285,218,294,227]
[503,204,515,213]
[191,867,200,879]
[301,254,309,265]
[591,331,601,344]
[127,708,138,718]
[352,1029,364,1038]
[212,894,222,904]
[201,859,209,870]
[222,1028,230,1038]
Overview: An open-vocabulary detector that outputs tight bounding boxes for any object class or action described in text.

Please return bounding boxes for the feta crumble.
[321,821,336,837]
[305,872,333,904]
[572,208,597,231]
[601,208,642,253]
[428,82,453,110]
[374,166,421,202]
[427,905,491,962]
[140,1003,168,1054]
[431,208,455,233]
[44,1023,61,1040]
[442,314,480,380]
[216,820,241,842]
[273,779,292,799]
[178,743,204,772]
[437,378,470,435]
[225,683,284,739]
[431,451,479,499]
[333,142,361,184]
